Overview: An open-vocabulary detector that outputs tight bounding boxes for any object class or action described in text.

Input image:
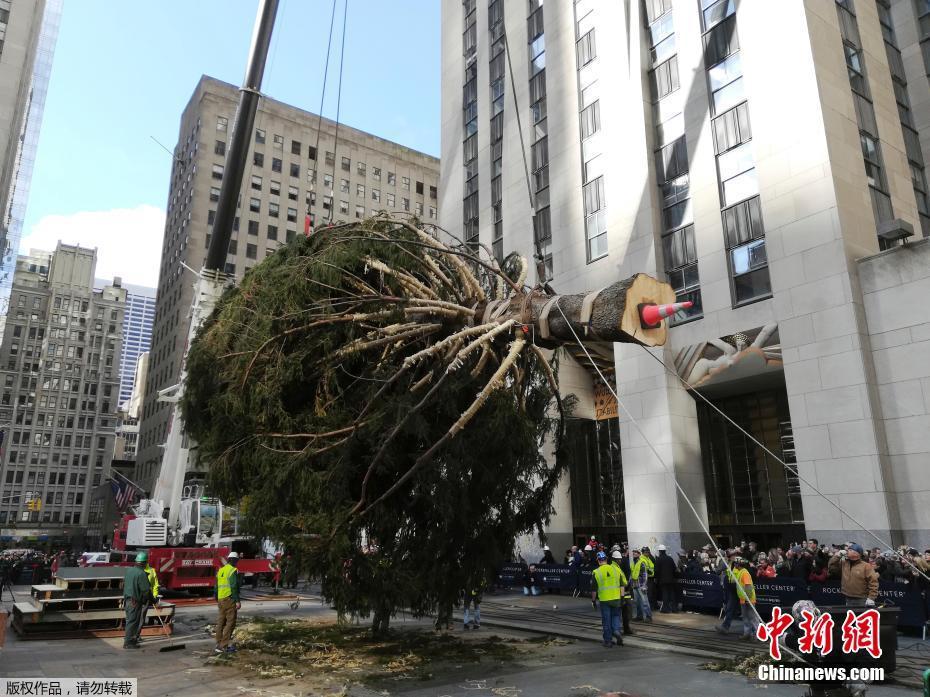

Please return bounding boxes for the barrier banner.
[535,563,572,590]
[497,563,524,588]
[753,577,808,620]
[497,565,927,628]
[675,572,724,609]
[877,581,927,628]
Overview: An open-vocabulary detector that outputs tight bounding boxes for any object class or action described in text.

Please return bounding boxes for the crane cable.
[553,302,815,667]
[308,0,340,228]
[326,0,350,223]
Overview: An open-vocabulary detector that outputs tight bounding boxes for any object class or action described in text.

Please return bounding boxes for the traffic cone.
[640,301,693,328]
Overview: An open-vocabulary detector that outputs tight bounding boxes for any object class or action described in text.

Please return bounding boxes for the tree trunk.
[475,273,677,348]
[372,606,391,637]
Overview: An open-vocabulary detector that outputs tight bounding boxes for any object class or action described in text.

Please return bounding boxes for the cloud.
[20,205,165,288]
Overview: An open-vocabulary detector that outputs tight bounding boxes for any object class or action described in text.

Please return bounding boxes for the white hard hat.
[227,552,240,560]
[584,545,593,551]
[611,550,622,559]
[543,545,550,551]
[657,544,667,551]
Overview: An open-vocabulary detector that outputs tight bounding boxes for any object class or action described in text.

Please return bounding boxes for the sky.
[20,0,441,288]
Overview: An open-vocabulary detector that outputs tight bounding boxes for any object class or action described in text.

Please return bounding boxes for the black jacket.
[655,552,677,584]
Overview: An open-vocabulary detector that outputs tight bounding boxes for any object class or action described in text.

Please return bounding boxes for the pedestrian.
[135,552,160,643]
[463,577,484,630]
[715,556,759,640]
[629,548,652,622]
[122,552,151,650]
[539,545,556,565]
[591,552,624,648]
[655,544,678,613]
[756,557,776,579]
[522,564,541,596]
[610,550,633,636]
[214,551,242,654]
[827,543,878,607]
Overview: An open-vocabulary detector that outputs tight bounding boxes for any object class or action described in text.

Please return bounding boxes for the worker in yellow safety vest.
[134,552,160,643]
[630,548,653,622]
[591,551,625,648]
[214,552,241,654]
[716,555,758,640]
[610,549,634,636]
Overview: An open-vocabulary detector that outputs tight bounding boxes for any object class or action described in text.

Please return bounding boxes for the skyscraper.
[115,283,154,408]
[0,243,125,547]
[136,76,441,493]
[0,0,62,333]
[441,0,930,551]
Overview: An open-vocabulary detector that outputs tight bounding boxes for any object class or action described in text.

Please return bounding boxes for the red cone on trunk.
[640,301,693,328]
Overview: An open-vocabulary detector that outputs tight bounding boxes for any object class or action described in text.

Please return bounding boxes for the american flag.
[110,473,139,511]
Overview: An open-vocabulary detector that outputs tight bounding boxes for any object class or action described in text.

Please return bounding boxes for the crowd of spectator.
[515,536,930,598]
[674,539,930,591]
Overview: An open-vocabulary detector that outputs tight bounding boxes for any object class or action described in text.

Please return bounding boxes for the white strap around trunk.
[538,296,560,340]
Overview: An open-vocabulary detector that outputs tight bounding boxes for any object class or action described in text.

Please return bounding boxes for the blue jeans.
[632,586,652,619]
[720,592,739,629]
[599,601,622,644]
[523,586,540,596]
[463,600,480,626]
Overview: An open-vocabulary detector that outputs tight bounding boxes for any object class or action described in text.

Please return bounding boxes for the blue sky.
[21,0,440,286]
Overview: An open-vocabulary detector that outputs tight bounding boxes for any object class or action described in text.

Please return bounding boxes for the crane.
[111,0,280,590]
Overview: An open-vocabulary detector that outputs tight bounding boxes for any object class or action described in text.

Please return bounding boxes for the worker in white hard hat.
[655,544,679,613]
[214,552,241,654]
[539,545,556,565]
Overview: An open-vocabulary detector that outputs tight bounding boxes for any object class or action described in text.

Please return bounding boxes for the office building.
[0,243,126,547]
[136,76,441,492]
[113,282,154,408]
[441,0,930,552]
[0,0,62,333]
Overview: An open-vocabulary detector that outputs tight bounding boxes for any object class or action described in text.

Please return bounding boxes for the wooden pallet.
[32,584,125,601]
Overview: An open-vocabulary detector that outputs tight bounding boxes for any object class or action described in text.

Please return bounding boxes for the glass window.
[717,141,754,181]
[255,129,265,143]
[731,239,771,303]
[708,52,742,91]
[722,169,758,206]
[357,183,366,197]
[713,77,745,114]
[702,0,734,31]
[216,116,228,131]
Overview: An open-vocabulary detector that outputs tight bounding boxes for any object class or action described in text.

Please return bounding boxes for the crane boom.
[129,0,280,547]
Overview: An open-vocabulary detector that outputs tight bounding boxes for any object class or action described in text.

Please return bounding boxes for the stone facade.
[0,244,126,546]
[441,0,930,552]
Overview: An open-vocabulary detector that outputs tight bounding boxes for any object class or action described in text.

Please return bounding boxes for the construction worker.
[591,551,624,648]
[716,557,758,640]
[214,552,241,654]
[640,546,656,610]
[610,549,633,636]
[134,551,160,643]
[122,552,152,650]
[630,548,652,622]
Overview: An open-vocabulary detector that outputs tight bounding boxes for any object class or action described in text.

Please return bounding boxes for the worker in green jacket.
[123,552,152,649]
[134,553,160,643]
[214,552,241,654]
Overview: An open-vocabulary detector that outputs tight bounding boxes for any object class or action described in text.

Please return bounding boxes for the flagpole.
[111,469,145,493]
